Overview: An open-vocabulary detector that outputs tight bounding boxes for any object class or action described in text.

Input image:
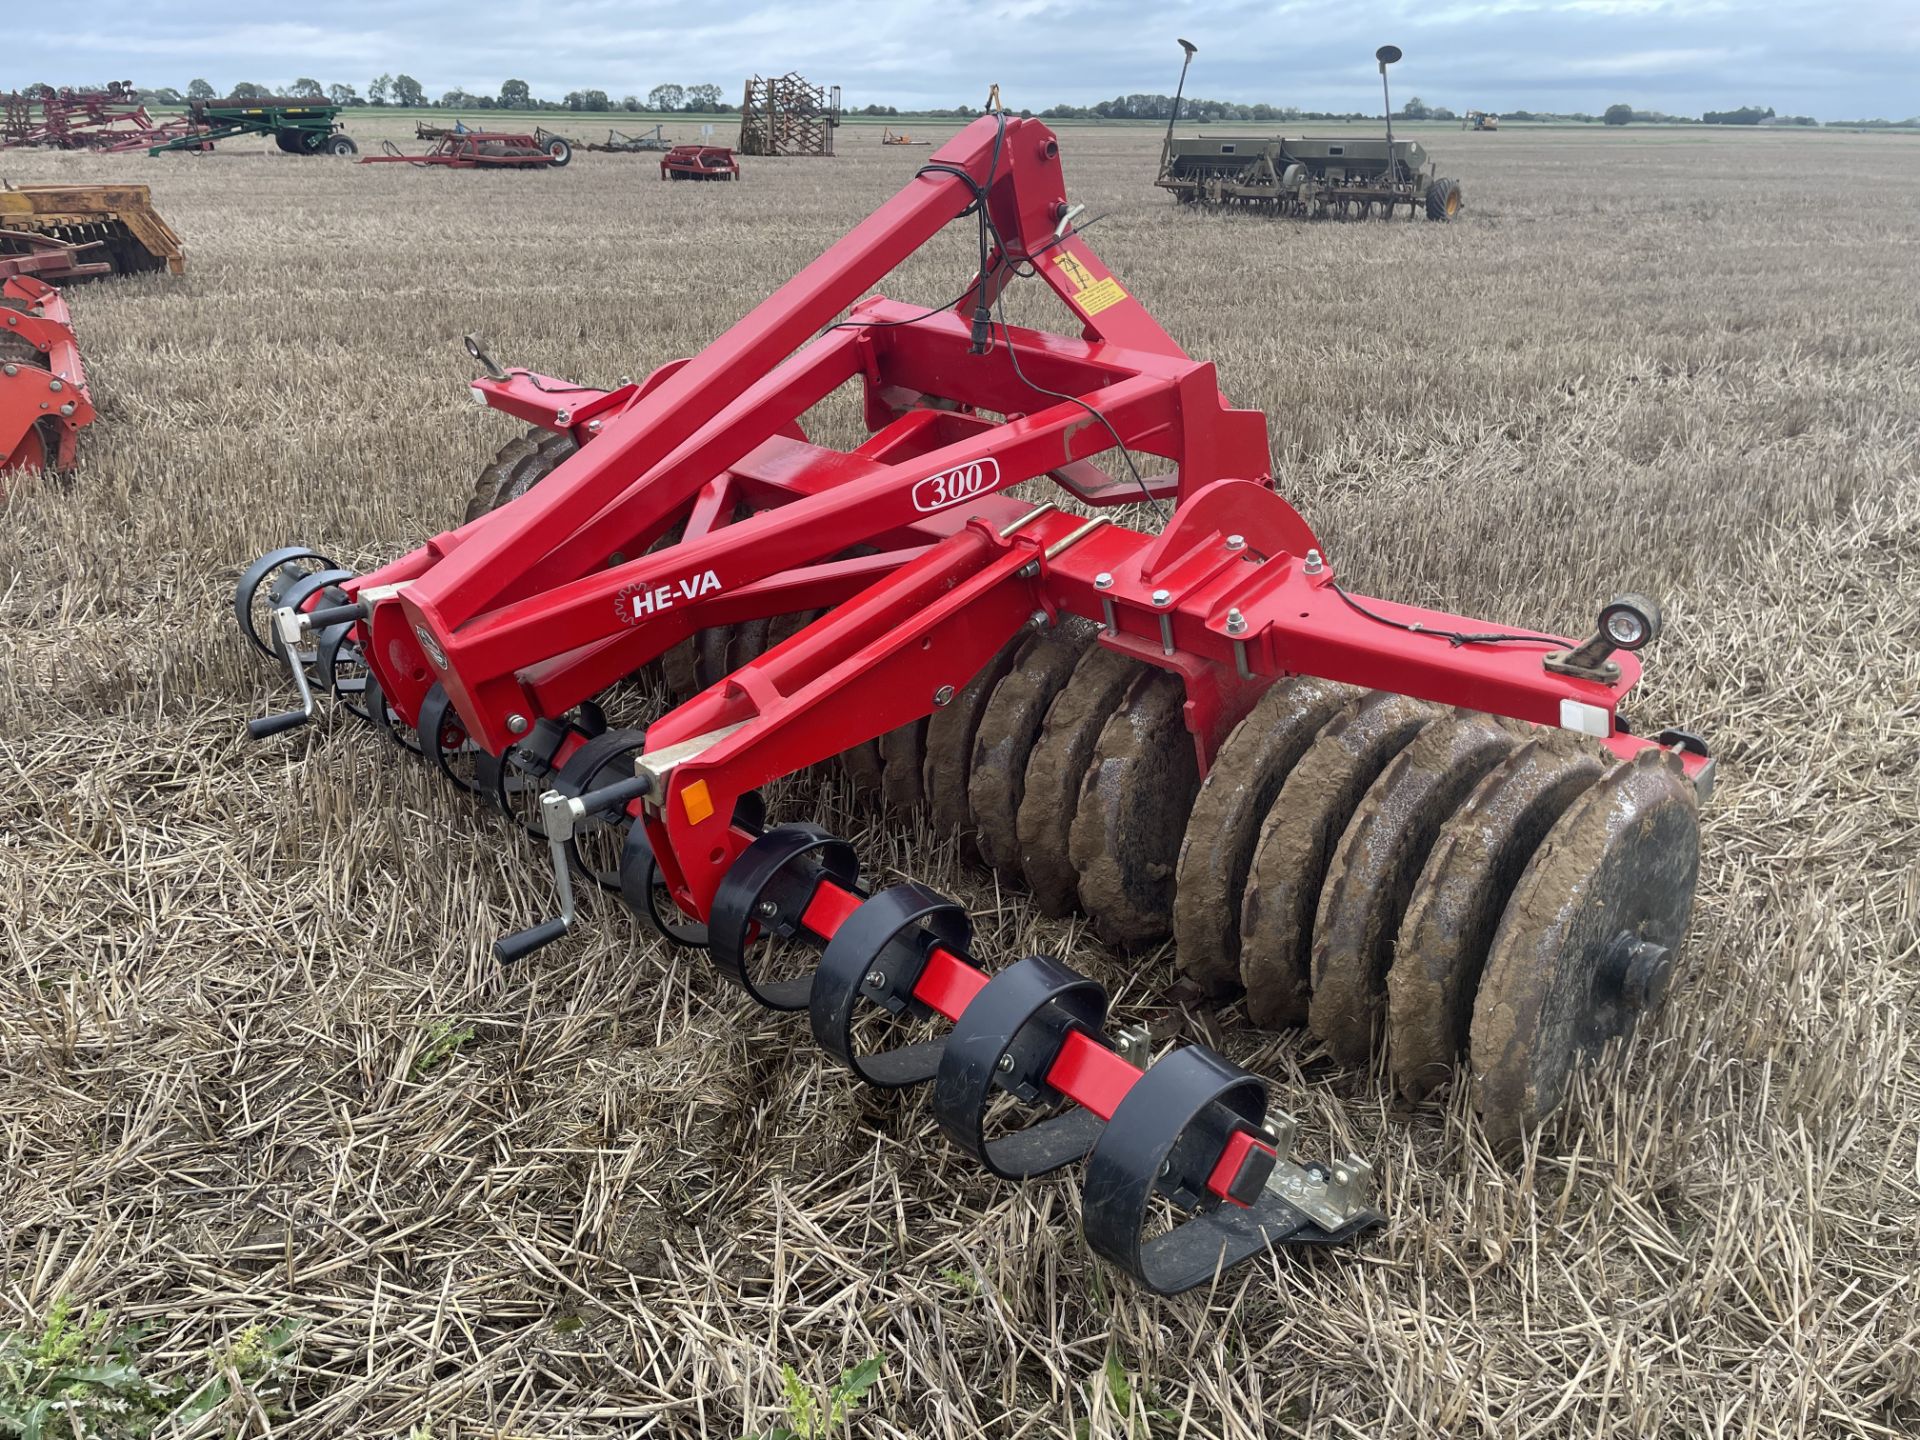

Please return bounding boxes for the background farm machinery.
[0,83,166,151]
[139,98,357,155]
[365,128,572,168]
[661,144,739,180]
[738,72,841,156]
[1156,42,1463,219]
[585,125,673,153]
[236,114,1708,1294]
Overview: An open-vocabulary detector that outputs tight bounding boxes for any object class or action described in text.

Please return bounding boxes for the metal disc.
[1015,645,1143,917]
[1172,676,1354,997]
[1470,749,1701,1148]
[880,719,929,814]
[1307,713,1523,1066]
[839,738,886,796]
[1387,734,1609,1099]
[967,623,1092,882]
[1237,691,1437,1030]
[1068,669,1198,951]
[923,638,1023,846]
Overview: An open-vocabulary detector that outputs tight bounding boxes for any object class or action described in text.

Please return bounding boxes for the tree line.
[12,78,737,114]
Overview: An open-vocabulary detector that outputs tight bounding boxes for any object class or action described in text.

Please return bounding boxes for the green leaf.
[1103,1350,1133,1410]
[830,1354,884,1407]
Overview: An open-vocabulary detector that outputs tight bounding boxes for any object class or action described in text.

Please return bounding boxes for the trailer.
[145,97,356,155]
[362,130,571,169]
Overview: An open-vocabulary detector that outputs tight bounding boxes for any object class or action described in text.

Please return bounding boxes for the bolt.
[1304,549,1324,575]
[1159,1160,1172,1179]
[47,379,62,393]
[754,899,778,920]
[1226,608,1247,635]
[58,402,75,417]
[554,409,572,425]
[1225,533,1245,551]
[2,364,15,377]
[933,684,956,708]
[1094,572,1113,590]
[617,375,633,387]
[506,714,529,735]
[586,419,602,435]
[1028,609,1049,630]
[996,1053,1015,1073]
[864,970,886,990]
[1151,588,1172,607]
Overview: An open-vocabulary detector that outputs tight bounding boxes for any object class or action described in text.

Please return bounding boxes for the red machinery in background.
[362,129,572,169]
[1,276,92,475]
[236,115,1710,1294]
[660,144,740,180]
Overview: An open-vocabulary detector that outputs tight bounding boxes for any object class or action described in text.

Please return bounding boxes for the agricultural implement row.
[881,128,932,147]
[1157,42,1463,219]
[365,130,572,169]
[237,114,1711,1294]
[661,145,739,180]
[0,183,186,277]
[0,83,161,151]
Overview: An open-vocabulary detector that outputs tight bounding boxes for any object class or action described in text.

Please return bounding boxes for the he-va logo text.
[618,569,723,623]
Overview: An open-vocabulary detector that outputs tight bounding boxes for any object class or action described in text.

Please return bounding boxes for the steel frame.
[1,276,93,471]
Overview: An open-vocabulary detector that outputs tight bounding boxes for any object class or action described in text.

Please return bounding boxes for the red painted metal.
[0,275,93,473]
[359,132,559,168]
[0,84,158,151]
[661,145,739,180]
[287,112,1703,920]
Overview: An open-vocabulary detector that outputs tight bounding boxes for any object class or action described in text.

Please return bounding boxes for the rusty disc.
[967,623,1093,882]
[1308,713,1523,1066]
[1237,691,1437,1030]
[880,719,929,814]
[1015,645,1143,917]
[1172,676,1355,997]
[1067,669,1198,951]
[1386,734,1609,1100]
[1470,749,1701,1148]
[923,638,1024,846]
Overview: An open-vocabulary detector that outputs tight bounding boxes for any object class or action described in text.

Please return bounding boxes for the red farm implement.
[0,83,158,151]
[660,144,739,180]
[236,115,1712,1294]
[1,275,92,477]
[363,129,572,169]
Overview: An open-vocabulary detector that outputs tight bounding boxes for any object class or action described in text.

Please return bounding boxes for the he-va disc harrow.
[232,112,1713,1293]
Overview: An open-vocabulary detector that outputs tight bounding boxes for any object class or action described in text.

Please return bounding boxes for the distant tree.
[186,78,215,101]
[23,82,54,100]
[368,73,392,105]
[1398,94,1432,120]
[1429,105,1456,121]
[328,83,359,106]
[564,88,610,111]
[289,77,323,99]
[441,88,475,108]
[1603,104,1633,126]
[647,83,686,112]
[1703,105,1773,125]
[499,78,531,109]
[621,94,641,112]
[145,86,183,105]
[229,82,269,100]
[685,83,724,112]
[391,74,424,107]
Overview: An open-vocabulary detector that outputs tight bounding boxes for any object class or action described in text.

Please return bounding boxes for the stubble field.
[1,114,1917,1437]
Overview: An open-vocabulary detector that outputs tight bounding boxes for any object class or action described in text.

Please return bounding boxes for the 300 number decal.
[912,459,999,513]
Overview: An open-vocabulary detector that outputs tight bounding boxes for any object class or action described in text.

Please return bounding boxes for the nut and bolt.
[617,375,633,387]
[864,970,887,990]
[1225,533,1245,551]
[58,402,75,417]
[754,899,779,920]
[2,364,16,377]
[996,1053,1015,1073]
[933,684,956,708]
[1028,609,1050,630]
[506,714,529,735]
[1226,607,1247,635]
[1093,572,1113,590]
[1151,588,1172,607]
[554,409,572,425]
[1304,549,1325,575]
[48,379,62,393]
[586,419,602,435]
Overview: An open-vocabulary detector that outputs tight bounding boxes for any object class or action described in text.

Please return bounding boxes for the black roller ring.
[554,729,652,893]
[617,791,767,950]
[482,718,577,838]
[234,546,335,657]
[361,669,424,756]
[313,623,371,721]
[708,825,859,1011]
[1082,1045,1315,1296]
[417,684,482,794]
[932,953,1109,1179]
[809,884,969,1089]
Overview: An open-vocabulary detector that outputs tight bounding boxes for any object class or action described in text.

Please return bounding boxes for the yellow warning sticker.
[1075,277,1129,315]
[1052,253,1128,316]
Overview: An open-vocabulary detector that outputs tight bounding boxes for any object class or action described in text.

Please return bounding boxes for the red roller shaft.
[798,882,1271,1206]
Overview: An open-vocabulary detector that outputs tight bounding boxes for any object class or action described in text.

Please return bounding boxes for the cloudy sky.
[12,0,1917,121]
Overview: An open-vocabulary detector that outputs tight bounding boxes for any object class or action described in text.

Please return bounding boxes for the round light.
[1605,611,1646,646]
